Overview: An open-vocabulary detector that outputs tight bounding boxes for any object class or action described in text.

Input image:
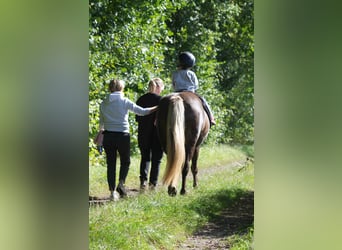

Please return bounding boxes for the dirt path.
[177,190,254,249]
[177,159,254,249]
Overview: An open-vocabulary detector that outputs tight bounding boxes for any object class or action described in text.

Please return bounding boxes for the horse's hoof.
[180,189,186,195]
[168,186,177,196]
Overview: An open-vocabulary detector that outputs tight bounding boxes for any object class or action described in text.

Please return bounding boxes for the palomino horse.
[156,92,210,196]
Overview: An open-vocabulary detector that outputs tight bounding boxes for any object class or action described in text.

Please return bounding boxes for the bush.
[89,0,254,156]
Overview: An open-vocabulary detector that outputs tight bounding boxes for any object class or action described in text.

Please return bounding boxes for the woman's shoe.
[116,183,127,197]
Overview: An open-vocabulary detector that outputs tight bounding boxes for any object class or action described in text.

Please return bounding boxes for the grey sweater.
[99,91,153,133]
[172,69,198,92]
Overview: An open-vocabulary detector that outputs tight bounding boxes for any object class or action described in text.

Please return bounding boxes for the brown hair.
[109,79,125,92]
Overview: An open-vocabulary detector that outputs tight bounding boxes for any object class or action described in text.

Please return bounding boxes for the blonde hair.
[148,78,164,93]
[109,79,125,92]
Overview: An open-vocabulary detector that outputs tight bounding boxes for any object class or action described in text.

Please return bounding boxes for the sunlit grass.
[89,144,254,249]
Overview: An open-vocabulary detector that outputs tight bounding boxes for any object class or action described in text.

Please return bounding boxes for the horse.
[156,91,210,196]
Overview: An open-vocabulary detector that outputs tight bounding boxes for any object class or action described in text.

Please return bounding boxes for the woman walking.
[99,79,158,200]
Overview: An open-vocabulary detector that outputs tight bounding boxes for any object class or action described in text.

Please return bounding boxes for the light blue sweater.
[172,69,199,92]
[99,92,153,133]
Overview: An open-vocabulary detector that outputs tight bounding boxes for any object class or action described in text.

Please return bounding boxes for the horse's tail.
[162,95,185,187]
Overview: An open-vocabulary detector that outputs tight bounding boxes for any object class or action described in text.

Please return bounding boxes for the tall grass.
[89,144,254,249]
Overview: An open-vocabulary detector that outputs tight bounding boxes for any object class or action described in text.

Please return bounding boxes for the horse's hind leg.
[180,160,190,195]
[191,147,200,188]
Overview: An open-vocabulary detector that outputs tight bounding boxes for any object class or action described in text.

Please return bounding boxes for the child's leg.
[196,95,216,126]
[203,98,216,125]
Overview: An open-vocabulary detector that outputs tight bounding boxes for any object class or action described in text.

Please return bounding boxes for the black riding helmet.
[178,51,196,68]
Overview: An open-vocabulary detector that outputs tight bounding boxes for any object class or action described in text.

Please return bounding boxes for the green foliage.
[89,0,254,156]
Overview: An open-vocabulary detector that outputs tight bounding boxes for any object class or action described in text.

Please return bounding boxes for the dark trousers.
[103,131,130,191]
[139,135,163,185]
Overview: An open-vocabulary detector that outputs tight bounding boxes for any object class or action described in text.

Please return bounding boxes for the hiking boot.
[116,183,127,197]
[210,116,216,126]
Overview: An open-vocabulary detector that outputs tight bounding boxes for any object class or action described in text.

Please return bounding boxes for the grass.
[226,227,254,250]
[89,144,249,197]
[89,144,254,249]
